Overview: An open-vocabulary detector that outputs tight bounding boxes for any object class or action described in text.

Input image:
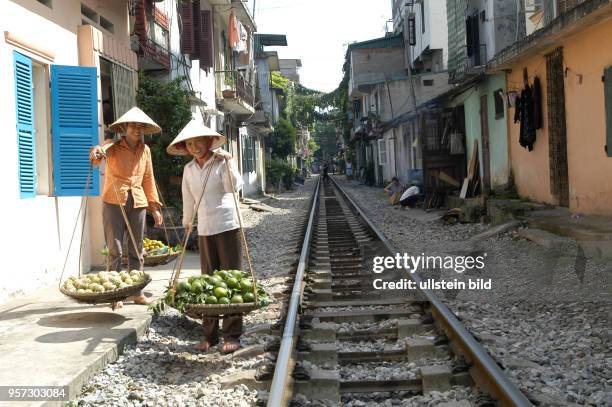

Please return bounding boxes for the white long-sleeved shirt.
[400,185,419,201]
[182,157,244,236]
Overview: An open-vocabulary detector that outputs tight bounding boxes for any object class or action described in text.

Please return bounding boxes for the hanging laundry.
[532,77,543,130]
[235,21,248,53]
[228,9,239,49]
[514,84,537,151]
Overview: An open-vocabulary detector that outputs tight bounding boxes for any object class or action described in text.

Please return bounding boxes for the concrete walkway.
[0,253,201,407]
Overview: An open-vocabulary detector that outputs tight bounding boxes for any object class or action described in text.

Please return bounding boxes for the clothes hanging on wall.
[532,77,543,130]
[514,84,537,151]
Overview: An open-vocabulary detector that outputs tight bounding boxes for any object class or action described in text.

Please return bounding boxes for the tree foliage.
[136,72,192,207]
[269,117,296,159]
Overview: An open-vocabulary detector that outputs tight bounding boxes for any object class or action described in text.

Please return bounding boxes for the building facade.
[489,0,612,215]
[2,0,137,300]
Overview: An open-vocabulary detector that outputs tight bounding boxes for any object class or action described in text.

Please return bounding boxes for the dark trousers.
[103,192,146,271]
[199,228,243,342]
[400,195,418,208]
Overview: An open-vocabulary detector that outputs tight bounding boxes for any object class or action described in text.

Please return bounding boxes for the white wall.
[0,0,123,302]
[411,0,448,68]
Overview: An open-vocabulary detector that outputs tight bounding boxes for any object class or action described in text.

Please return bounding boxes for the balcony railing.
[216,70,255,107]
[132,0,170,69]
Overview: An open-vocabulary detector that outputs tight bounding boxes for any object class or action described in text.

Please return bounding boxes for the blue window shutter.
[13,51,36,198]
[50,65,99,196]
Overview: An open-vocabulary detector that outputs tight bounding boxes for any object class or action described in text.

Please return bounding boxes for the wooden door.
[480,95,491,193]
[546,48,569,206]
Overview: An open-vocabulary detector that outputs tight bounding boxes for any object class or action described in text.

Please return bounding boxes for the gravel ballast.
[77,181,316,406]
[336,177,612,406]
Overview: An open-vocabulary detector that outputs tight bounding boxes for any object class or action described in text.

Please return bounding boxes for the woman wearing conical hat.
[89,107,164,306]
[167,119,244,354]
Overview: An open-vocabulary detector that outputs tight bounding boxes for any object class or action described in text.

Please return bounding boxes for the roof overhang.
[217,97,255,116]
[488,0,612,72]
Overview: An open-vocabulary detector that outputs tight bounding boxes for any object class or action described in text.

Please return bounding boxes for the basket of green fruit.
[101,239,181,267]
[60,270,151,304]
[142,238,180,267]
[151,269,270,317]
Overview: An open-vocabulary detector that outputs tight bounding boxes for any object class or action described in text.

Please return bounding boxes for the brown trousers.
[103,192,146,296]
[199,228,243,342]
[103,192,146,271]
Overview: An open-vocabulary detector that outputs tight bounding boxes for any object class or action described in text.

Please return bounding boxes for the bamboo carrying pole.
[168,154,257,304]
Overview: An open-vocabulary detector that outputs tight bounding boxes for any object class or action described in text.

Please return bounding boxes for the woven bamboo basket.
[109,251,180,267]
[60,275,152,304]
[184,302,258,318]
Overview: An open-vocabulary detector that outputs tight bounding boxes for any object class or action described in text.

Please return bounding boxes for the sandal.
[222,341,241,354]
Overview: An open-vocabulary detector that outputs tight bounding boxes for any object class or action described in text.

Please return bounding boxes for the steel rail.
[330,177,532,407]
[267,177,321,407]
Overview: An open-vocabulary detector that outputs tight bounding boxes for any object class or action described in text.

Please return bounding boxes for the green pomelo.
[226,277,240,289]
[230,295,244,304]
[191,281,204,294]
[215,270,229,279]
[214,287,228,298]
[177,281,192,294]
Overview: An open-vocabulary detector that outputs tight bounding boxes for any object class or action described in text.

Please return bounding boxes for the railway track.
[264,177,532,406]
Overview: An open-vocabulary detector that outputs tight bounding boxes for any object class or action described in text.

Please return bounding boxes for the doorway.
[546,48,569,206]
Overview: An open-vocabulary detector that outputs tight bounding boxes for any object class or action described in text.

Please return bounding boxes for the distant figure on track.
[322,163,329,180]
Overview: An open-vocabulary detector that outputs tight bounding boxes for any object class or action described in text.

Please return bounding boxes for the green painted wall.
[452,74,509,189]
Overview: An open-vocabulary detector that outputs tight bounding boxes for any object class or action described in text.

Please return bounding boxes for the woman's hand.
[152,209,163,227]
[89,145,106,161]
[212,148,232,160]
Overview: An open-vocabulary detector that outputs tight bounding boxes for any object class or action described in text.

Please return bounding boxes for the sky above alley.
[244,0,392,93]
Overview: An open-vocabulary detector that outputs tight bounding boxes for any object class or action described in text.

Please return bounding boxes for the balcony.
[216,70,255,116]
[132,0,170,70]
[449,44,487,84]
[245,110,274,134]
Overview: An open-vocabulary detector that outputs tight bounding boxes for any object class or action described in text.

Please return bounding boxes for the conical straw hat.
[167,119,227,156]
[109,107,161,135]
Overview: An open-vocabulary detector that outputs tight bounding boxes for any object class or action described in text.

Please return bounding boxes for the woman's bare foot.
[112,301,124,310]
[127,294,150,305]
[193,341,215,352]
[222,341,241,354]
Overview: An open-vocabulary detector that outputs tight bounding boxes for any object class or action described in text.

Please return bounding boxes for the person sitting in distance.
[399,180,420,209]
[384,177,403,205]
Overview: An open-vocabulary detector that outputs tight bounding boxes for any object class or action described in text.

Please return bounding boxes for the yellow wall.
[507,18,612,215]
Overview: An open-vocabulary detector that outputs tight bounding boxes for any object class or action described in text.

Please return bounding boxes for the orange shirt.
[92,138,161,210]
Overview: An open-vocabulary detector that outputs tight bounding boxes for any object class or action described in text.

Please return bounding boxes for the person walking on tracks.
[167,119,244,354]
[89,107,164,306]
